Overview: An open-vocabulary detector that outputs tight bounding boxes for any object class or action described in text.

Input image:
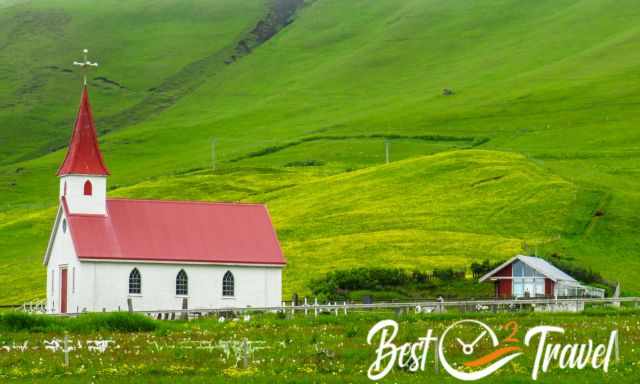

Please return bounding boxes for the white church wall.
[45,210,82,313]
[60,175,106,215]
[79,261,283,312]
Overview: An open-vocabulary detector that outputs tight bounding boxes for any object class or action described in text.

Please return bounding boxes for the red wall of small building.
[494,264,512,298]
[545,279,554,297]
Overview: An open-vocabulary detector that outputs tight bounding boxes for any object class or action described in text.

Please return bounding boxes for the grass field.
[0,309,639,382]
[1,0,640,303]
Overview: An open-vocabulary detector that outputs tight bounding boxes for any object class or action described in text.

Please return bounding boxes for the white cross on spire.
[72,49,99,86]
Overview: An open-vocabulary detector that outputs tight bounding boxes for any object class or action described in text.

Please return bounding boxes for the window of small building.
[222,271,235,297]
[512,260,545,298]
[535,280,545,296]
[129,268,141,294]
[176,270,188,296]
[83,180,93,196]
[62,219,67,233]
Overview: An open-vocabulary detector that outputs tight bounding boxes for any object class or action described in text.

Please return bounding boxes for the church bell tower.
[57,66,109,216]
[57,86,109,215]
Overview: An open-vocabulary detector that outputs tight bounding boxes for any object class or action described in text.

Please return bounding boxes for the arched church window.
[129,268,141,294]
[176,270,188,295]
[223,271,234,297]
[83,180,93,196]
[62,219,67,233]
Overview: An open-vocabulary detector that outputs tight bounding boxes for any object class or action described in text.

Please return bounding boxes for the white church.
[43,85,285,314]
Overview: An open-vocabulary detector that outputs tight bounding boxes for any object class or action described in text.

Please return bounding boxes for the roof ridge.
[516,255,577,282]
[106,197,266,207]
[60,196,285,266]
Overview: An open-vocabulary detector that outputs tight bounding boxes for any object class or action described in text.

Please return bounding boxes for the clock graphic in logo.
[438,319,523,381]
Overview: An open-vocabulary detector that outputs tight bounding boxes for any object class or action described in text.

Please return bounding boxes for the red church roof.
[57,87,110,176]
[61,198,285,265]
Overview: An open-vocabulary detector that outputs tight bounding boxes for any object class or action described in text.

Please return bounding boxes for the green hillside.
[0,0,266,164]
[1,0,639,303]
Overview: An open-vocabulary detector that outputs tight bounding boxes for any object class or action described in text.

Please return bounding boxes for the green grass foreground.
[0,309,639,382]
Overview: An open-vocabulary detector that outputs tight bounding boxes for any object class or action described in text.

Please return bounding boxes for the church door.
[60,268,68,314]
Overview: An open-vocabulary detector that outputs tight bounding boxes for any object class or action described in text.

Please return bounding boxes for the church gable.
[43,205,78,267]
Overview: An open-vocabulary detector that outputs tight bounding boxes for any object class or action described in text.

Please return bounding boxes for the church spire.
[57,85,110,176]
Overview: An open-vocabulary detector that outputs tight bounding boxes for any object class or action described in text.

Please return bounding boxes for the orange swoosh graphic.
[463,346,522,368]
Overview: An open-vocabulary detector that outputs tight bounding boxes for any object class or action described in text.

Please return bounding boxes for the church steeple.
[57,86,109,176]
[58,50,109,215]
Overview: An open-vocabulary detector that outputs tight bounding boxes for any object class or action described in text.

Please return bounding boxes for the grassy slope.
[0,0,265,164]
[1,0,640,302]
[115,150,581,296]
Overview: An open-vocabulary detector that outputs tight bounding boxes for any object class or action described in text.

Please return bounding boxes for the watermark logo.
[367,319,618,381]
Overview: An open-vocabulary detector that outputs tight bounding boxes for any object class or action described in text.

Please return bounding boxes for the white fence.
[20,297,640,319]
[30,296,637,319]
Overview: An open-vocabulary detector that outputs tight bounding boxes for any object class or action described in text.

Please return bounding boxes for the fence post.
[334,302,338,316]
[314,298,318,318]
[343,301,347,315]
[615,331,620,363]
[63,333,69,368]
[304,297,308,316]
[242,338,249,369]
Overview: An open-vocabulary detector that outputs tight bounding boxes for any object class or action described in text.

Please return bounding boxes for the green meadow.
[1,0,640,303]
[0,309,639,382]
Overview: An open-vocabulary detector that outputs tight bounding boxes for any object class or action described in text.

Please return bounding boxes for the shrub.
[433,268,464,281]
[549,260,615,290]
[284,160,326,167]
[310,267,467,300]
[71,312,158,332]
[0,312,158,333]
[0,312,62,332]
[470,259,504,279]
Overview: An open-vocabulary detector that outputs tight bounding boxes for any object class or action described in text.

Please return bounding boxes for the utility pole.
[385,139,390,164]
[211,138,217,171]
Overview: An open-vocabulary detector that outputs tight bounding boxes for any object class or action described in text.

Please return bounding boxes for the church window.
[83,180,92,196]
[223,271,235,297]
[62,219,67,233]
[129,268,141,294]
[176,270,188,295]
